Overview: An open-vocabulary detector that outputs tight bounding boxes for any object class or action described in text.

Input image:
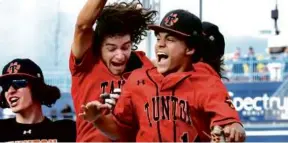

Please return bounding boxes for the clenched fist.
[100,88,121,109]
[223,122,246,142]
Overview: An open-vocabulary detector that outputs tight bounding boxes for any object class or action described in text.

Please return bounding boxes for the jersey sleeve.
[69,48,96,76]
[200,80,241,128]
[112,76,138,141]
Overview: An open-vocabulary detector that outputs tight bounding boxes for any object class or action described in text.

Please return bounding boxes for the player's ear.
[186,48,195,56]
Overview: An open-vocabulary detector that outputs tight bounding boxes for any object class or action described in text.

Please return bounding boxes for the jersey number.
[180,132,188,142]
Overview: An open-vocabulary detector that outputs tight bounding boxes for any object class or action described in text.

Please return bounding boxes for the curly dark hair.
[92,0,157,57]
[0,79,60,108]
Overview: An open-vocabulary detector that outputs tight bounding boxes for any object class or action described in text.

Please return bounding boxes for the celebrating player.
[69,0,157,141]
[0,58,75,142]
[79,9,245,142]
[194,21,226,79]
[198,21,245,141]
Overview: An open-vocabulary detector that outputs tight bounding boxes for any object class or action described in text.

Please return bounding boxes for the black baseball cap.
[0,58,61,108]
[148,9,202,38]
[0,58,44,85]
[202,21,225,57]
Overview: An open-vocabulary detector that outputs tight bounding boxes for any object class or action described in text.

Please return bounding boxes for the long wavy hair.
[92,0,157,57]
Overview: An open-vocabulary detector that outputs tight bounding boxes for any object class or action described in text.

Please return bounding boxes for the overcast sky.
[0,0,287,68]
[58,0,288,36]
[64,0,288,56]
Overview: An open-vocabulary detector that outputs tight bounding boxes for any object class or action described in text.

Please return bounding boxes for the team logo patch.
[7,62,21,74]
[164,13,179,27]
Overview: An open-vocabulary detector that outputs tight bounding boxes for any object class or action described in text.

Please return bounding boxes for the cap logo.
[164,13,179,27]
[7,62,21,74]
[209,35,215,41]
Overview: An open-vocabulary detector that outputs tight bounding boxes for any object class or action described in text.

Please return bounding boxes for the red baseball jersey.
[113,62,240,142]
[69,48,153,142]
[194,62,220,78]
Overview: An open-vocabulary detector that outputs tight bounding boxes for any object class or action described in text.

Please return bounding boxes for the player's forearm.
[76,0,107,29]
[72,0,107,59]
[93,114,121,140]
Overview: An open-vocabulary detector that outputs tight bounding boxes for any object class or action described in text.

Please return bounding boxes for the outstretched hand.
[78,100,109,122]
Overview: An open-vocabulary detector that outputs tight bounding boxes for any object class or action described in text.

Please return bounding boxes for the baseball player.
[70,0,157,141]
[79,9,245,142]
[196,21,245,141]
[0,58,76,142]
[194,21,226,79]
[104,21,245,142]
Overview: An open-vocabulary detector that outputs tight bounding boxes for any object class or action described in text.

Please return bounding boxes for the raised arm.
[72,0,107,59]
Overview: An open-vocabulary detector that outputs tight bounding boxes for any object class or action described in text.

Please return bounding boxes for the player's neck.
[178,60,193,72]
[162,60,193,76]
[16,104,44,124]
[173,59,193,74]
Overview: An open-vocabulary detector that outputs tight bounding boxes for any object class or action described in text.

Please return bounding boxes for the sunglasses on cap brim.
[1,79,29,92]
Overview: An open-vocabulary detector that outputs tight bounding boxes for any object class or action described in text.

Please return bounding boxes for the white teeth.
[157,52,167,56]
[10,97,19,103]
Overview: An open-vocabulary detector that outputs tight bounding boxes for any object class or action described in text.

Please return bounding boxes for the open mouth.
[9,97,20,107]
[157,52,169,62]
[111,62,125,67]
